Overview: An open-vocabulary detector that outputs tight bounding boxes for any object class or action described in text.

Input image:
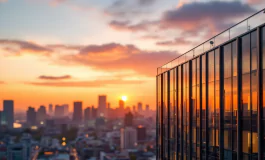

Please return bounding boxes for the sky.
[0,0,264,112]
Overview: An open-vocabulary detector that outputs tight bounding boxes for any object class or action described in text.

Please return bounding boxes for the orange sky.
[0,0,263,112]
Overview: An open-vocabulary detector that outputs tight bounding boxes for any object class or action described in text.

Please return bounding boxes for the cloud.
[0,39,52,56]
[109,20,155,32]
[50,0,67,6]
[60,43,178,76]
[105,0,157,18]
[108,1,255,37]
[160,1,255,33]
[138,0,156,6]
[156,37,195,46]
[27,79,144,88]
[247,0,264,5]
[139,35,164,40]
[0,81,5,84]
[0,39,178,76]
[38,75,72,80]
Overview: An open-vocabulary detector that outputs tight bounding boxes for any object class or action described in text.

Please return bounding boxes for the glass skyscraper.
[156,9,265,160]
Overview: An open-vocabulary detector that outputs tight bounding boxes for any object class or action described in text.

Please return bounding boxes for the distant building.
[137,125,146,142]
[137,102,142,113]
[133,106,136,113]
[91,106,97,119]
[120,127,137,150]
[62,104,69,116]
[84,107,91,121]
[124,112,133,127]
[3,100,14,129]
[54,105,64,118]
[26,107,36,126]
[145,105,149,111]
[37,105,46,123]
[0,111,7,126]
[7,143,28,160]
[98,95,107,117]
[0,144,7,159]
[61,124,68,134]
[119,100,125,109]
[48,104,53,115]
[73,101,83,123]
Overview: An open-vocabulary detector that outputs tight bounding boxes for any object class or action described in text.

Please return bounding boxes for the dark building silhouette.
[137,125,146,142]
[84,107,91,121]
[91,106,97,119]
[54,105,64,118]
[124,112,133,127]
[37,105,46,123]
[98,95,107,117]
[156,10,265,160]
[137,102,142,113]
[26,107,36,126]
[3,100,14,129]
[73,101,83,123]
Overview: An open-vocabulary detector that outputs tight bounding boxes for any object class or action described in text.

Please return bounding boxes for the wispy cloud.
[0,39,52,56]
[109,20,154,32]
[38,75,72,80]
[26,79,144,88]
[60,43,178,76]
[156,37,196,46]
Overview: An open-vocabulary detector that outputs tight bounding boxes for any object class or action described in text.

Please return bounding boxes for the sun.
[121,95,127,101]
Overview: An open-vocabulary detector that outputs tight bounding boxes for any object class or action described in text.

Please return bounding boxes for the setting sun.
[121,95,127,101]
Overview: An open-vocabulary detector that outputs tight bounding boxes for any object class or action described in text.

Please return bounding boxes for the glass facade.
[157,25,265,160]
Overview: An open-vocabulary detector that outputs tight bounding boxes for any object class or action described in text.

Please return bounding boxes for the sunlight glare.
[122,95,127,101]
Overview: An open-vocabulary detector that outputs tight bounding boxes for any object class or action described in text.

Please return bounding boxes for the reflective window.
[262,26,265,159]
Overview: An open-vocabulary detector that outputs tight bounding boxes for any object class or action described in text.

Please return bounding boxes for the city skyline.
[0,0,264,111]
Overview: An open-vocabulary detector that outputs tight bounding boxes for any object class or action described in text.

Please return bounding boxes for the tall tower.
[98,95,106,117]
[27,107,36,126]
[73,101,83,123]
[3,100,14,129]
[48,104,53,115]
[137,102,142,113]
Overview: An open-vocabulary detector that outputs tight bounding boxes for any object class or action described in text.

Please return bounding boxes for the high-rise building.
[62,104,69,116]
[98,95,107,117]
[37,105,46,123]
[132,106,136,113]
[26,107,36,126]
[119,100,125,109]
[124,112,133,127]
[48,104,53,115]
[145,105,149,111]
[3,100,14,129]
[0,111,6,126]
[120,127,137,150]
[73,101,82,123]
[137,102,142,113]
[54,105,64,118]
[91,106,97,119]
[137,125,146,142]
[84,107,91,121]
[156,10,265,159]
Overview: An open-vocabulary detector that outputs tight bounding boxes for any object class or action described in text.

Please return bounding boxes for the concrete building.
[3,100,14,129]
[120,127,137,150]
[98,95,107,117]
[73,101,83,123]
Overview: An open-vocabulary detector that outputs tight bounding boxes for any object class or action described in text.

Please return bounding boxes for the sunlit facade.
[156,12,265,160]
